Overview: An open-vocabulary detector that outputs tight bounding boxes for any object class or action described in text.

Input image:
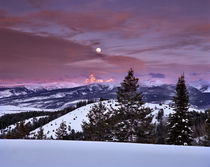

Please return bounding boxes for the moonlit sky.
[0,0,210,87]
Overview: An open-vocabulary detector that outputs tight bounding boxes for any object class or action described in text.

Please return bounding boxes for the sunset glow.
[85,74,114,84]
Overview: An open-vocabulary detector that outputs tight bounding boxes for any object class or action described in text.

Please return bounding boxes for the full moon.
[96,48,102,53]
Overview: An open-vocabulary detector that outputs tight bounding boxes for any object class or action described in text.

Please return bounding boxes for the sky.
[0,0,210,87]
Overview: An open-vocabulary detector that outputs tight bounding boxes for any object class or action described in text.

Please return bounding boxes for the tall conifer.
[112,68,154,143]
[167,74,193,145]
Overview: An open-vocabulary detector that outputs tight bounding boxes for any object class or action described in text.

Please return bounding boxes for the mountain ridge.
[0,83,209,110]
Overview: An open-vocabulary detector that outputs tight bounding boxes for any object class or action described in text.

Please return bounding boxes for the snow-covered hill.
[30,100,203,139]
[0,140,209,167]
[0,116,48,135]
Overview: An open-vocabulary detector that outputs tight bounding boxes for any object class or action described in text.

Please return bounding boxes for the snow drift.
[0,140,209,167]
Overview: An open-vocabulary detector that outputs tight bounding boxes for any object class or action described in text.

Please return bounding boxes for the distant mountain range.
[0,83,209,110]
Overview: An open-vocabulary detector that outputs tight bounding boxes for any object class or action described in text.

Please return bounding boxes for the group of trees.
[203,111,210,146]
[82,69,210,146]
[53,121,83,140]
[32,121,83,140]
[76,99,97,108]
[83,69,154,143]
[0,111,52,130]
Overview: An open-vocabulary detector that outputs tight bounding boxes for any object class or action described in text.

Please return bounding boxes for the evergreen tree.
[155,109,167,144]
[82,102,110,141]
[8,121,30,139]
[203,110,210,146]
[136,107,155,143]
[69,129,84,140]
[112,68,154,143]
[69,129,76,140]
[55,121,68,140]
[36,126,46,140]
[167,74,193,145]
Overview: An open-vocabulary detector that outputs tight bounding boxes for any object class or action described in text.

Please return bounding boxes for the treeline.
[76,99,97,108]
[0,111,52,130]
[0,107,75,130]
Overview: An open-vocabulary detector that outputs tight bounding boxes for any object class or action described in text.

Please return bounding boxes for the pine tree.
[203,110,210,146]
[167,74,193,145]
[136,107,155,143]
[55,121,68,140]
[155,109,167,144]
[82,102,110,141]
[36,126,46,140]
[69,129,76,140]
[112,68,154,143]
[6,121,30,139]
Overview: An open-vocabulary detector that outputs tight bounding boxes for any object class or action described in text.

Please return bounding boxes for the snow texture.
[0,140,209,167]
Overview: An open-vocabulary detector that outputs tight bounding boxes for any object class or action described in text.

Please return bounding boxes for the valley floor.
[0,140,209,167]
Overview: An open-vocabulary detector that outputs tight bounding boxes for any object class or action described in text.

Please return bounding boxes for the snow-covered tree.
[55,121,68,140]
[82,102,111,141]
[112,68,154,143]
[167,74,193,145]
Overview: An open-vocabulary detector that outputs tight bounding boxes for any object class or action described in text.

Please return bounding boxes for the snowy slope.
[0,140,209,167]
[30,100,203,139]
[0,116,48,135]
[30,100,117,138]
